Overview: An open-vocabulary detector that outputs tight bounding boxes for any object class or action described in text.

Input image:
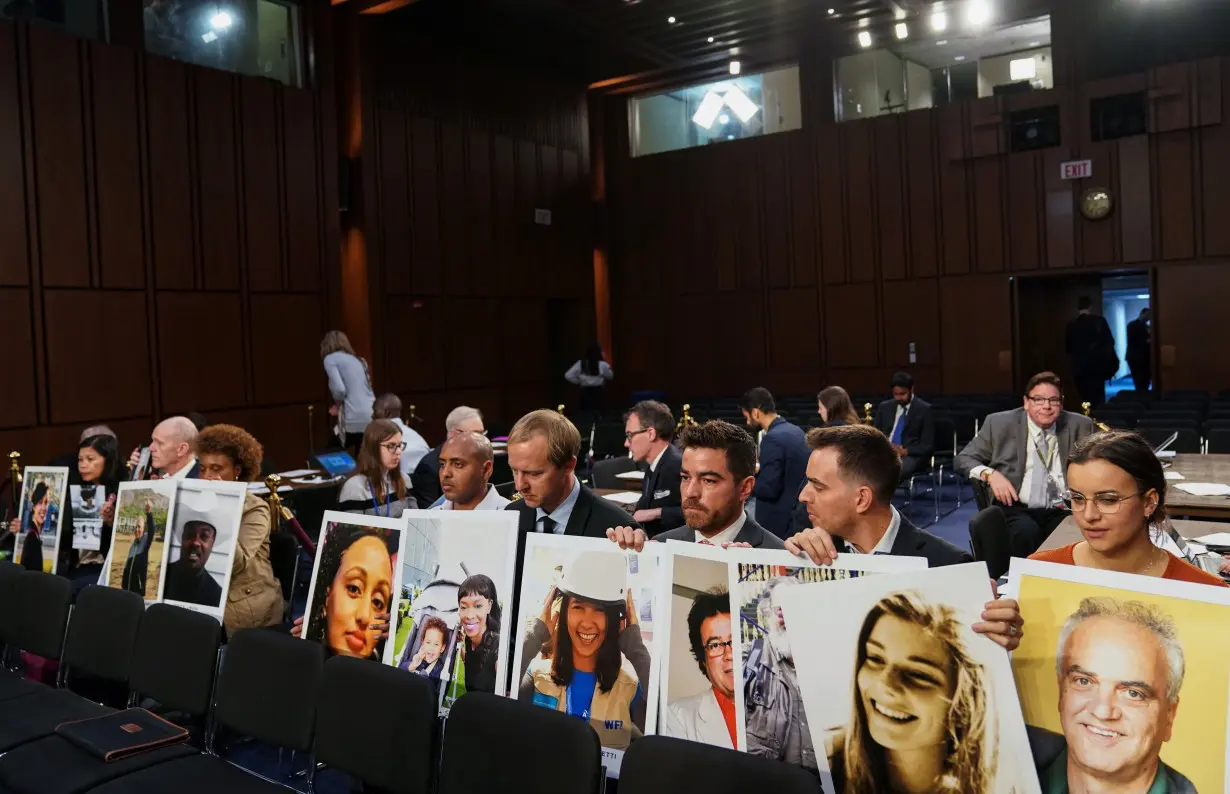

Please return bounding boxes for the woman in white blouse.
[565,341,614,412]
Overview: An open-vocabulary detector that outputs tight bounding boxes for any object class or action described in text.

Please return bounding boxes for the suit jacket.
[1126,318,1150,364]
[1066,313,1117,378]
[752,418,811,538]
[873,398,936,460]
[833,515,971,568]
[655,513,786,549]
[636,444,684,537]
[1027,725,1196,794]
[954,408,1096,493]
[410,446,443,510]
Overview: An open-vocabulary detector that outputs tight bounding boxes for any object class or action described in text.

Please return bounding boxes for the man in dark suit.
[1065,296,1117,407]
[740,388,809,539]
[410,406,485,509]
[955,371,1095,558]
[623,400,684,537]
[872,371,935,480]
[608,420,785,551]
[1126,306,1151,394]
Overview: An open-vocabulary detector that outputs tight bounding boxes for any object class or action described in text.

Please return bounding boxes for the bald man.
[128,417,200,479]
[430,431,509,511]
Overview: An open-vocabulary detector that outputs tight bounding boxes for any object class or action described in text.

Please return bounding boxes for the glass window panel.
[144,0,300,86]
[2,0,103,40]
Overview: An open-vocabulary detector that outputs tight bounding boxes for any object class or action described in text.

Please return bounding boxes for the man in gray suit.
[607,420,785,551]
[956,371,1095,557]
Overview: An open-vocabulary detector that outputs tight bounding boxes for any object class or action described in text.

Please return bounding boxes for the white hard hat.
[556,550,626,605]
[175,487,224,543]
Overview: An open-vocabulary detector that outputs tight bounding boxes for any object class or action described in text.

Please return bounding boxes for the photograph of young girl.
[106,481,177,601]
[387,510,518,714]
[778,563,1040,794]
[8,467,69,573]
[302,511,405,662]
[511,534,661,778]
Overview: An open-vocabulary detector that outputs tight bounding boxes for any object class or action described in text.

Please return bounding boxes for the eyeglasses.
[704,638,734,657]
[381,441,408,453]
[1064,492,1141,514]
[624,429,649,442]
[1027,396,1064,407]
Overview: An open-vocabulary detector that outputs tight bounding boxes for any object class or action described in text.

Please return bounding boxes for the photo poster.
[302,511,406,662]
[14,466,69,574]
[157,480,247,621]
[510,533,661,778]
[1009,558,1230,794]
[385,509,519,715]
[778,562,1040,794]
[104,481,178,602]
[727,548,927,773]
[70,483,106,551]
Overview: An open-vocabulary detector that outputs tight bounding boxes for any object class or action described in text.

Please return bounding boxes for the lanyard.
[1033,430,1056,470]
[368,483,389,517]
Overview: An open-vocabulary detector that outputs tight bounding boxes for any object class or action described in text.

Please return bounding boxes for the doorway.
[1014,271,1151,410]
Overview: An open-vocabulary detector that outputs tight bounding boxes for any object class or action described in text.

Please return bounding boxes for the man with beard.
[744,577,816,772]
[664,589,737,748]
[607,420,784,550]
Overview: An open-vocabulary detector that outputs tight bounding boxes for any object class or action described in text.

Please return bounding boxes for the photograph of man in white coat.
[663,589,737,749]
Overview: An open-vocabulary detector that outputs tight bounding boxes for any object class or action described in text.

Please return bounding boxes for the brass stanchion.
[675,404,696,434]
[408,404,420,426]
[1081,402,1111,432]
[8,451,21,495]
[556,404,566,416]
[863,403,874,424]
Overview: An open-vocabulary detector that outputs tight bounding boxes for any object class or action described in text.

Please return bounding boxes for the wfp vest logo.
[603,719,623,730]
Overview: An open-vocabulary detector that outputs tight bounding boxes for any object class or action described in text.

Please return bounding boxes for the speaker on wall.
[1090,92,1147,142]
[1009,104,1061,152]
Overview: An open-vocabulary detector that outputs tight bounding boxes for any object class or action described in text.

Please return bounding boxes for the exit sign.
[1060,159,1092,180]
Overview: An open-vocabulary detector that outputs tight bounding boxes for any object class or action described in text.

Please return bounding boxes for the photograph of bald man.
[431,432,510,511]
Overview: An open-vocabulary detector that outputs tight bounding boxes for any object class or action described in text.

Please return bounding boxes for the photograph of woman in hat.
[517,548,651,751]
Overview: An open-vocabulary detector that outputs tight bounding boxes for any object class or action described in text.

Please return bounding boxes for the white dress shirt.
[433,485,511,511]
[536,476,581,533]
[696,510,747,546]
[392,418,431,477]
[845,506,902,555]
[167,457,197,479]
[649,445,668,472]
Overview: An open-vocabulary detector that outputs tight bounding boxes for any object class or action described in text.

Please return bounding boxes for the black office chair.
[620,735,818,794]
[267,531,300,623]
[1206,428,1230,454]
[969,506,1012,580]
[0,568,68,704]
[315,656,438,794]
[1140,427,1202,454]
[591,456,638,490]
[438,693,602,794]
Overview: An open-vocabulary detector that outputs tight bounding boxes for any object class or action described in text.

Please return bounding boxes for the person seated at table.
[1030,430,1225,586]
[64,433,123,591]
[126,416,201,479]
[372,393,431,476]
[411,406,485,509]
[338,419,416,518]
[196,424,286,631]
[817,386,860,426]
[429,432,509,511]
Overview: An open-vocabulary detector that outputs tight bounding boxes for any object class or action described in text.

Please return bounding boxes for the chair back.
[1207,428,1230,455]
[267,531,300,607]
[621,736,818,794]
[969,506,1012,579]
[214,627,323,752]
[63,585,144,682]
[11,571,72,660]
[315,656,437,794]
[0,562,23,646]
[591,457,637,490]
[129,603,221,717]
[438,693,602,794]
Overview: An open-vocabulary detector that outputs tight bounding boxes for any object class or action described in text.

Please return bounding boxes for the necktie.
[541,516,557,535]
[890,409,905,446]
[1029,432,1057,508]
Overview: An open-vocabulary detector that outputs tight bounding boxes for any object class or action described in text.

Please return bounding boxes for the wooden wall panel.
[492,135,517,296]
[410,117,443,296]
[156,292,246,413]
[1156,131,1197,260]
[0,25,27,287]
[882,280,939,368]
[905,111,938,279]
[1006,153,1041,272]
[440,123,468,296]
[1042,148,1076,269]
[1079,141,1116,266]
[242,80,283,293]
[467,130,494,297]
[824,284,878,370]
[29,27,90,287]
[1118,135,1154,263]
[283,90,321,293]
[248,294,324,405]
[386,297,444,394]
[1157,263,1230,389]
[972,158,1005,273]
[44,291,151,423]
[734,146,763,292]
[195,69,240,291]
[378,103,411,295]
[787,134,818,287]
[817,123,846,284]
[145,58,195,290]
[940,275,1012,394]
[0,290,38,428]
[844,122,876,282]
[768,288,820,373]
[90,44,144,290]
[874,116,906,281]
[762,138,791,290]
[939,159,971,275]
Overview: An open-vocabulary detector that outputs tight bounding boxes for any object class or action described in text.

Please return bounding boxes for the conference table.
[1039,515,1225,553]
[1159,454,1230,520]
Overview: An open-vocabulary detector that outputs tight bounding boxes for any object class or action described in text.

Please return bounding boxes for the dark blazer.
[833,514,972,568]
[1126,317,1150,365]
[954,408,1095,494]
[410,445,443,510]
[1066,312,1117,378]
[1027,725,1196,794]
[873,398,935,460]
[752,417,811,539]
[655,512,786,549]
[636,444,684,537]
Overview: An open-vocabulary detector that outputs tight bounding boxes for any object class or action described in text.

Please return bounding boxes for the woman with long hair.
[320,330,376,453]
[337,419,416,518]
[196,424,285,631]
[817,386,860,427]
[564,341,614,412]
[305,523,399,660]
[827,590,997,794]
[444,574,503,697]
[1031,430,1225,586]
[8,481,51,571]
[64,434,123,589]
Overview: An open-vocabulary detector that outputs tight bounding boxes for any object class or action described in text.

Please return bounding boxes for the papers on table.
[614,470,645,481]
[1174,482,1230,497]
[248,483,292,496]
[276,468,320,478]
[1156,450,1178,459]
[1165,470,1186,480]
[292,475,340,485]
[601,491,641,505]
[1193,532,1230,547]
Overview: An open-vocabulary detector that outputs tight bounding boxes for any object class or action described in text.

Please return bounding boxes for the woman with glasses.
[1030,430,1225,586]
[337,419,417,518]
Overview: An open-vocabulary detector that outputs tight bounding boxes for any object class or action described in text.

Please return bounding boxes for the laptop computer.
[314,451,356,477]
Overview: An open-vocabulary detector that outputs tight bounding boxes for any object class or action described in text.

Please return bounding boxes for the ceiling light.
[1136,294,1150,300]
[895,22,908,39]
[729,60,741,75]
[210,9,232,29]
[857,30,872,47]
[1009,57,1036,80]
[936,39,948,45]
[707,36,714,43]
[827,7,834,14]
[931,10,948,31]
[965,0,990,26]
[723,85,759,123]
[692,91,724,130]
[858,15,870,27]
[718,113,730,125]
[667,15,675,23]
[1029,40,1041,47]
[954,55,966,61]
[201,30,218,42]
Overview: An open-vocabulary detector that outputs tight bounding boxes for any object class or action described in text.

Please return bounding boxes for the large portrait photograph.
[1010,558,1230,794]
[70,483,106,551]
[14,466,69,573]
[387,510,518,713]
[106,481,177,601]
[303,511,405,662]
[157,480,246,620]
[511,534,661,778]
[778,562,1040,794]
[727,547,927,774]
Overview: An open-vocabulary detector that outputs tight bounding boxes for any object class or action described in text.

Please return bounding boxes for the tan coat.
[222,494,283,634]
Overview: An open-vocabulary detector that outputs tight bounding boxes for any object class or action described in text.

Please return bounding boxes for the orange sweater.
[1030,543,1227,587]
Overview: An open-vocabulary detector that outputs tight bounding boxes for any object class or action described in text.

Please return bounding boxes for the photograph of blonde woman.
[106,482,176,601]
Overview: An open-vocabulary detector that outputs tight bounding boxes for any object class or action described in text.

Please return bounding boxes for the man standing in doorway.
[1126,307,1151,394]
[1065,296,1117,407]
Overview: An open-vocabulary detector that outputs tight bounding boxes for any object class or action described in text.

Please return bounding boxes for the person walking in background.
[741,388,809,539]
[1126,307,1152,394]
[1065,297,1117,408]
[565,341,613,412]
[320,330,375,454]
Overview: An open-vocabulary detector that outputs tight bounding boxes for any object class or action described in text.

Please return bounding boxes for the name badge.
[653,489,671,499]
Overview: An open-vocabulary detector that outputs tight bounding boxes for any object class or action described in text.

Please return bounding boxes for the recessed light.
[931,9,948,31]
[858,15,869,27]
[966,0,990,26]
[667,15,675,23]
[718,113,730,125]
[895,22,908,39]
[1029,40,1041,47]
[937,39,948,45]
[827,7,835,14]
[954,55,966,61]
[707,36,714,43]
[858,30,872,47]
[729,60,741,75]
